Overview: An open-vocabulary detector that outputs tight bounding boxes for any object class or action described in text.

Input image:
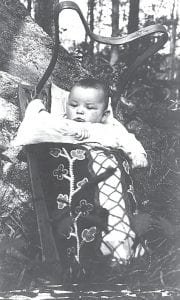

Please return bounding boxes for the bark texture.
[127,0,140,64]
[34,0,54,36]
[0,0,88,91]
[87,0,95,57]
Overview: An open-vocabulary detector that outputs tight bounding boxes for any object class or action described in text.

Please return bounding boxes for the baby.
[64,78,148,169]
[13,78,148,169]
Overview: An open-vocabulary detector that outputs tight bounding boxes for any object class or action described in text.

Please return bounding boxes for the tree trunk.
[95,0,104,53]
[127,0,140,64]
[34,0,54,37]
[169,0,177,80]
[168,0,179,108]
[0,0,88,92]
[110,0,119,66]
[87,0,96,57]
[27,0,32,13]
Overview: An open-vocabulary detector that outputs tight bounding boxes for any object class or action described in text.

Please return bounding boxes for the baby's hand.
[74,128,90,141]
[130,153,148,169]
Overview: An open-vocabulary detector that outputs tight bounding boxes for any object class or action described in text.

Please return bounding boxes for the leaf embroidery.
[49,148,62,158]
[127,185,135,196]
[123,160,130,174]
[81,227,96,243]
[77,178,88,188]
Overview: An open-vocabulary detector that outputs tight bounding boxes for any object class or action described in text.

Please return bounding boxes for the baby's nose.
[76,106,84,114]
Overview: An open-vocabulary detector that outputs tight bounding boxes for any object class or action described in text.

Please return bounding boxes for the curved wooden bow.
[35,1,168,97]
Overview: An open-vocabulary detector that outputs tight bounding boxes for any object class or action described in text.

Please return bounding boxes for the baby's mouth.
[74,118,85,122]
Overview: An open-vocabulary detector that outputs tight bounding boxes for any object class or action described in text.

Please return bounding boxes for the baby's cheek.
[66,109,74,120]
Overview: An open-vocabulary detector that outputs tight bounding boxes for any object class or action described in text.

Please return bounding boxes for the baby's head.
[66,78,110,123]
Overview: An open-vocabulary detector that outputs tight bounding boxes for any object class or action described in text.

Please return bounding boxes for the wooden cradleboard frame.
[18,85,63,277]
[18,1,168,274]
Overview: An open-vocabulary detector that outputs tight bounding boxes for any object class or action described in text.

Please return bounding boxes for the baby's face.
[66,86,107,123]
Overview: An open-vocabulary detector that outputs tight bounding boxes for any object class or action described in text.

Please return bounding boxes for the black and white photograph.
[0,0,179,299]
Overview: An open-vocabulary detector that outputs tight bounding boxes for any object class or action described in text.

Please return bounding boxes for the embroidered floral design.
[81,226,96,243]
[77,178,88,188]
[53,164,68,180]
[123,160,130,174]
[67,246,76,257]
[57,202,66,210]
[75,199,93,216]
[127,184,137,203]
[127,185,135,196]
[57,194,69,209]
[71,149,86,160]
[49,148,62,158]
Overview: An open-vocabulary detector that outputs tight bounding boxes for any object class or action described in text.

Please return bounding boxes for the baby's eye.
[87,105,96,109]
[70,102,78,107]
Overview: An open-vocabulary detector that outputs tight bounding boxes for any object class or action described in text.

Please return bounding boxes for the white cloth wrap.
[13,95,146,160]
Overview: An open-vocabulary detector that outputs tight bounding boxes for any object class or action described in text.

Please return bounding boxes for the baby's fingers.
[83,129,90,139]
[75,129,89,141]
[131,156,148,169]
[141,156,148,167]
[75,132,83,140]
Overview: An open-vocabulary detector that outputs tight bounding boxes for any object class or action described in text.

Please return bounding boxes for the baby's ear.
[101,110,110,123]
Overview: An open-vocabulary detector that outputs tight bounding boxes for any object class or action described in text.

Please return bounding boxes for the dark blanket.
[30,143,142,276]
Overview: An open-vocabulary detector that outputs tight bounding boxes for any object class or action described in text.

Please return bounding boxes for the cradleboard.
[18,1,168,281]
